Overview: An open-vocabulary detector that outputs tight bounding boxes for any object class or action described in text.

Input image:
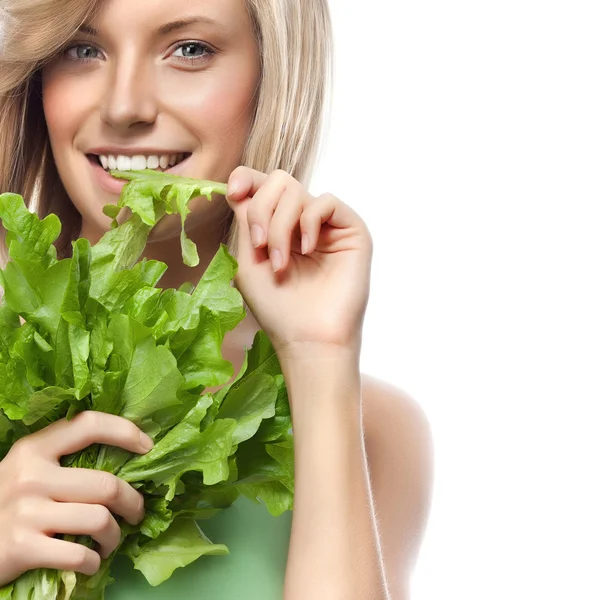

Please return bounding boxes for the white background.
[314,1,591,598]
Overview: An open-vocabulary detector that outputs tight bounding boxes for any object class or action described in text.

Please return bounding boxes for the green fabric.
[107,496,292,599]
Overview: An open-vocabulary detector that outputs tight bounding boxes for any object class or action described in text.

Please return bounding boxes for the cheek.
[160,61,259,154]
[41,72,80,148]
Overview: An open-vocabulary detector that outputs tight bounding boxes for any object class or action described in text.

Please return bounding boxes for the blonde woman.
[0,0,433,598]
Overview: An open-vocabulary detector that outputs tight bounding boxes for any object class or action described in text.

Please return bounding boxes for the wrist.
[276,340,361,367]
[277,343,362,418]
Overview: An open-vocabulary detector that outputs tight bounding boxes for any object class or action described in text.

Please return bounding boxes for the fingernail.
[270,248,282,272]
[301,234,309,255]
[140,432,154,452]
[227,180,241,197]
[251,224,264,247]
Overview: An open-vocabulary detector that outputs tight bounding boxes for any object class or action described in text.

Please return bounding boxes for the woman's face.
[41,0,260,243]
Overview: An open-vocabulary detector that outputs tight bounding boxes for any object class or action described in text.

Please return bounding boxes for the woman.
[0,0,433,597]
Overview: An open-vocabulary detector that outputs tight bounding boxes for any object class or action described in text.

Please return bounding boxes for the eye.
[170,41,214,64]
[64,44,103,62]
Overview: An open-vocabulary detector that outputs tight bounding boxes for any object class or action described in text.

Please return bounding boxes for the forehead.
[86,0,250,38]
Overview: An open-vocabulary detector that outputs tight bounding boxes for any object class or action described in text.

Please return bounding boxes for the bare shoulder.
[360,374,434,595]
[360,374,433,449]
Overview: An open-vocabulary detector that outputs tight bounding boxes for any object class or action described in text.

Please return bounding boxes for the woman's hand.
[0,411,153,586]
[225,167,373,357]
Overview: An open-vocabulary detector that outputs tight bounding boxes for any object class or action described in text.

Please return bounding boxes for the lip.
[87,147,192,156]
[86,153,192,196]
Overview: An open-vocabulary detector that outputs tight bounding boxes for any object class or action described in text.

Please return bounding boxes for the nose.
[100,57,157,131]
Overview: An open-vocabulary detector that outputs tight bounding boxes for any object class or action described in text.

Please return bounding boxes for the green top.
[107,496,293,599]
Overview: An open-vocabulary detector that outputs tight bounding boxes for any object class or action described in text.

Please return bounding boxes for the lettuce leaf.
[0,170,294,599]
[121,516,229,586]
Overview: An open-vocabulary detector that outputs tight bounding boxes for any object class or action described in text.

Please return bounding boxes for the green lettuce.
[0,169,294,599]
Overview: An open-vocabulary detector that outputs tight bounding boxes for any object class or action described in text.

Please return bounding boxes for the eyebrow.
[78,16,220,37]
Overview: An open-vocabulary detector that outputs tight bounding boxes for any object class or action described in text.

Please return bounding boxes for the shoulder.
[360,374,434,591]
[359,375,434,505]
[360,374,433,456]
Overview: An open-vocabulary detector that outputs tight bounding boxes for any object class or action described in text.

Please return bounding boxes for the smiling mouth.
[86,153,192,173]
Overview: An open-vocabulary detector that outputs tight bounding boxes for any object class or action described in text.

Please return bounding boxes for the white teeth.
[97,152,188,172]
[130,155,147,170]
[117,156,131,170]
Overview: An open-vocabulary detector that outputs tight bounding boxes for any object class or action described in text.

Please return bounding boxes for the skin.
[0,0,434,593]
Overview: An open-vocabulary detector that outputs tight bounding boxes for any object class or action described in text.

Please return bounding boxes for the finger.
[299,193,362,253]
[25,411,154,460]
[35,501,121,559]
[265,185,312,272]
[23,534,101,576]
[45,466,145,526]
[229,170,288,258]
[226,166,269,201]
[245,171,293,250]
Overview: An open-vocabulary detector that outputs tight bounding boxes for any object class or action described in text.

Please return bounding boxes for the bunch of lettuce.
[0,170,294,600]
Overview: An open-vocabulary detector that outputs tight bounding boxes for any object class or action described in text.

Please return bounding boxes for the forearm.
[279,345,388,600]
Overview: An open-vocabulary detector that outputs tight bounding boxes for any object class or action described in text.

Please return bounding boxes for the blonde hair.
[0,0,333,262]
